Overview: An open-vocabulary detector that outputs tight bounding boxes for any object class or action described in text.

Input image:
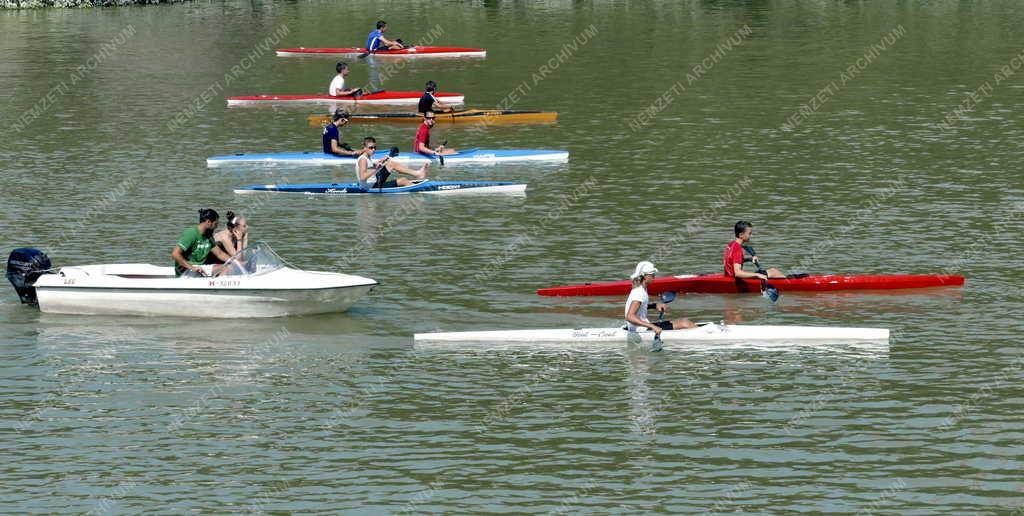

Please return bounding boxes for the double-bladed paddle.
[437,139,448,166]
[657,291,677,320]
[651,291,678,352]
[742,244,780,303]
[373,146,401,191]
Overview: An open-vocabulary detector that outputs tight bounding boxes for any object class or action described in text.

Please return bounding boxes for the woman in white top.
[355,137,429,188]
[624,261,695,337]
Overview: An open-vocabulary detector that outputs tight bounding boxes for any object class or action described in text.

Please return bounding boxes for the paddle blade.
[439,139,448,166]
[651,334,663,352]
[660,291,678,304]
[763,285,780,304]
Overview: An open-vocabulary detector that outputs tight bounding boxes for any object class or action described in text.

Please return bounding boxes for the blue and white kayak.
[207,149,569,167]
[234,179,526,195]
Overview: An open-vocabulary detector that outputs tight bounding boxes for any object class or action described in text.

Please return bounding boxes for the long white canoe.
[414,323,889,350]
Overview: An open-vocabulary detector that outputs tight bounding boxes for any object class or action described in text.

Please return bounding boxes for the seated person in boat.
[366,20,404,51]
[207,210,247,263]
[412,111,458,157]
[625,261,695,337]
[323,109,358,157]
[172,209,232,276]
[724,220,785,280]
[356,137,429,189]
[328,62,361,97]
[417,81,455,115]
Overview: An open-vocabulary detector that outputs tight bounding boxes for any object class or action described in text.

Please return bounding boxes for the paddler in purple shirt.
[366,20,404,52]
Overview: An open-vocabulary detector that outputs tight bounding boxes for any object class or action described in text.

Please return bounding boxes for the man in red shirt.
[413,111,458,157]
[724,221,785,279]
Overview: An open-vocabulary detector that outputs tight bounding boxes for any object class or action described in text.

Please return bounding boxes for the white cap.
[630,261,658,279]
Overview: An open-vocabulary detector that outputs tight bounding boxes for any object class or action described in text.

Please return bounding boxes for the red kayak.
[276,47,486,58]
[537,274,966,297]
[227,91,465,107]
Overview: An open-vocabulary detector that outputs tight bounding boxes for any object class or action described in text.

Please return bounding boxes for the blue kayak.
[207,149,569,167]
[234,179,527,195]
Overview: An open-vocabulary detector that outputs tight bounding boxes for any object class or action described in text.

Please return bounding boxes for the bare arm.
[733,262,767,280]
[357,157,376,182]
[216,233,236,256]
[626,300,662,333]
[209,246,231,263]
[432,99,453,113]
[331,139,357,156]
[414,140,436,156]
[172,246,202,274]
[379,35,403,48]
[331,86,358,96]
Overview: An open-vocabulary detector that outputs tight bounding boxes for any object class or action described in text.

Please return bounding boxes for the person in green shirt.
[171,208,232,276]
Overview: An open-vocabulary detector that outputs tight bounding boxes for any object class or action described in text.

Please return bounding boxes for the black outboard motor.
[6,248,52,305]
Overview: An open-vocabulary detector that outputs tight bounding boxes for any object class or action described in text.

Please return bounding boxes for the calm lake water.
[1,0,1023,512]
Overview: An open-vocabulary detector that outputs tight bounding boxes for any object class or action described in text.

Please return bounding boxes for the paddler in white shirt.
[355,136,429,188]
[328,62,361,97]
[625,261,695,337]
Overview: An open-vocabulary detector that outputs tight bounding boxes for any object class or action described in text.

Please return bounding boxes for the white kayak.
[414,323,889,350]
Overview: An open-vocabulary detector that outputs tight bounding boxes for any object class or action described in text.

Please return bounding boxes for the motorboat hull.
[35,283,375,318]
[29,258,377,318]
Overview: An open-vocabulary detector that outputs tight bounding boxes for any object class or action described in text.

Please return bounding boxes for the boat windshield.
[219,242,286,277]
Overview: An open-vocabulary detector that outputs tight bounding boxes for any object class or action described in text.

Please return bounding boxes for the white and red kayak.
[537,273,966,297]
[276,46,486,58]
[227,91,464,107]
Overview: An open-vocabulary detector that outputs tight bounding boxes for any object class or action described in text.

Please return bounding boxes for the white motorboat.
[414,323,890,351]
[6,243,377,318]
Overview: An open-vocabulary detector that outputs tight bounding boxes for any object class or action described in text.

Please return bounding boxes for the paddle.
[742,245,780,303]
[651,291,677,352]
[373,146,401,192]
[437,139,448,166]
[657,291,677,320]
